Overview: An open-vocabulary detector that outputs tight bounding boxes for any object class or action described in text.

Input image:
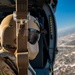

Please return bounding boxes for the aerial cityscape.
[54,31,75,75]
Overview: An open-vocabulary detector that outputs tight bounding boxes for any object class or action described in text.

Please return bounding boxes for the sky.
[55,0,75,33]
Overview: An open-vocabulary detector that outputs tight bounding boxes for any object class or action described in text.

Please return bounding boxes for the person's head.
[0,14,40,60]
[0,14,16,53]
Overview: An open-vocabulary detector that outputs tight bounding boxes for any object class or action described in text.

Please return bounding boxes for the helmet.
[0,14,16,49]
[0,14,40,60]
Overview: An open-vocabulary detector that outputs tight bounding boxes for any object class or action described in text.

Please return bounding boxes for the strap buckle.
[16,52,29,74]
[13,11,30,25]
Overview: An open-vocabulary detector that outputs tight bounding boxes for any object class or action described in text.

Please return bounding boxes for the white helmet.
[0,14,40,60]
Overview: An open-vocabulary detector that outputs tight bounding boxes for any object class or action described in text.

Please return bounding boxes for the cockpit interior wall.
[0,0,58,23]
